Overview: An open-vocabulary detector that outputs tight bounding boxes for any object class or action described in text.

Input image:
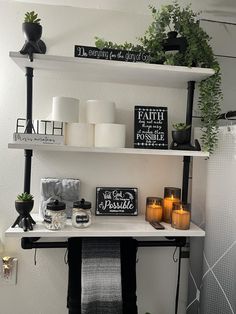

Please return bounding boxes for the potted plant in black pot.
[94,1,222,154]
[20,11,46,61]
[12,192,36,232]
[170,122,201,151]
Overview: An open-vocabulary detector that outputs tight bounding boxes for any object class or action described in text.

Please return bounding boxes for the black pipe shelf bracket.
[24,66,34,194]
[21,237,187,250]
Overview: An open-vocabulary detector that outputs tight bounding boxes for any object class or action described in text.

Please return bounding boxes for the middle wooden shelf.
[8,143,209,157]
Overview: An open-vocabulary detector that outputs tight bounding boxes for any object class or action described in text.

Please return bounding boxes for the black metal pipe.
[24,149,32,193]
[186,81,195,131]
[217,110,236,120]
[21,237,187,250]
[182,156,190,203]
[26,67,33,130]
[138,237,186,247]
[182,81,195,203]
[24,67,34,193]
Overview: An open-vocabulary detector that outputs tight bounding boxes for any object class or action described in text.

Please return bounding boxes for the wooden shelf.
[8,143,209,157]
[9,51,215,88]
[5,215,205,238]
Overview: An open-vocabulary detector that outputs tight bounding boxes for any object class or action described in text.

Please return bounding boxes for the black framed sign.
[96,187,138,216]
[134,105,168,149]
[74,45,152,63]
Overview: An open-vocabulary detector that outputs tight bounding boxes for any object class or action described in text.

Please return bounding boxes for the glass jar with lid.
[44,200,67,230]
[72,198,92,228]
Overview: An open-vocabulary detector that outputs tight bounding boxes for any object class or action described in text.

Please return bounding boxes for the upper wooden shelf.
[9,51,215,88]
[5,215,205,238]
[8,143,209,157]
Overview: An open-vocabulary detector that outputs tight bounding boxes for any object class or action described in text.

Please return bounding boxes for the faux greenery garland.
[95,2,222,154]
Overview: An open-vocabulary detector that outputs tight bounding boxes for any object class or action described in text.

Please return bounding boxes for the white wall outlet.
[0,257,18,285]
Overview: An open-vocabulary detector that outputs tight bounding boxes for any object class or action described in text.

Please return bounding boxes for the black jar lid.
[47,200,66,211]
[73,198,91,209]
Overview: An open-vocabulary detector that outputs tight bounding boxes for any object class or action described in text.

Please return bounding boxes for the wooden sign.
[134,106,168,149]
[96,187,138,216]
[13,118,64,145]
[74,45,152,63]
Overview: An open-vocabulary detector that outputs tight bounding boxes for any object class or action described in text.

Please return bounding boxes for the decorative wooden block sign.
[134,106,168,149]
[96,187,138,216]
[13,118,64,145]
[74,45,152,63]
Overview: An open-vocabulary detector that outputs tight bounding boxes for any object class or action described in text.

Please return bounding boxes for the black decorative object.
[20,11,46,62]
[170,123,201,151]
[163,32,187,54]
[74,45,152,63]
[134,105,168,149]
[12,193,36,232]
[96,187,138,216]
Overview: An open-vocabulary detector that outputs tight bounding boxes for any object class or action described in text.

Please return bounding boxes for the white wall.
[0,1,235,314]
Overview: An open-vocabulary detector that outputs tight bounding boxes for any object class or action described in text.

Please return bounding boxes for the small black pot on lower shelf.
[12,193,36,232]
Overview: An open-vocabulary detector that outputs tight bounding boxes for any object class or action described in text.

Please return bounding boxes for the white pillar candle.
[86,100,115,124]
[65,123,94,147]
[52,96,79,123]
[95,123,126,148]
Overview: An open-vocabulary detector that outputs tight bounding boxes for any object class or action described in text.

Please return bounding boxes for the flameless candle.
[145,197,163,222]
[163,187,181,223]
[171,203,190,230]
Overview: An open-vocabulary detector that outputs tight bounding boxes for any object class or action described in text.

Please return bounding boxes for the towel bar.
[21,237,187,249]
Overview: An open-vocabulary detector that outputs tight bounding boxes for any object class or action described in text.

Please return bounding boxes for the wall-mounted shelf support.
[21,236,187,250]
[182,81,196,203]
[24,67,33,193]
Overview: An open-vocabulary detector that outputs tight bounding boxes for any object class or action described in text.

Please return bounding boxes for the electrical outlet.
[0,257,18,285]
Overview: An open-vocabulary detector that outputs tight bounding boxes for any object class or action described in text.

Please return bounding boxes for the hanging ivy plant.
[95,1,222,154]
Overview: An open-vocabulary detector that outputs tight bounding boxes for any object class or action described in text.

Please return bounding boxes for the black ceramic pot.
[13,200,36,231]
[15,200,34,217]
[172,130,191,145]
[167,31,178,39]
[22,22,42,42]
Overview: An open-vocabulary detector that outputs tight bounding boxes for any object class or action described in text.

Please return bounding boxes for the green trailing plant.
[172,123,191,131]
[24,11,41,24]
[17,192,34,201]
[95,1,222,153]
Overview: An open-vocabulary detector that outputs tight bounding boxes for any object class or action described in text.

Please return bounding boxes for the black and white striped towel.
[81,238,122,314]
[67,237,138,314]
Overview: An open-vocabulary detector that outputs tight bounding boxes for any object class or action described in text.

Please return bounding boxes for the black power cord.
[175,246,182,314]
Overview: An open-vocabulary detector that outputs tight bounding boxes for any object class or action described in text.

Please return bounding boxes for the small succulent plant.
[172,123,191,131]
[24,11,41,24]
[17,192,34,201]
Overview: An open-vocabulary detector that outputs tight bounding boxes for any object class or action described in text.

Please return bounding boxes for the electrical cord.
[175,246,182,314]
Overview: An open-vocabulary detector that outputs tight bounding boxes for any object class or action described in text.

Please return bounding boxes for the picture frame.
[96,187,138,216]
[134,105,168,149]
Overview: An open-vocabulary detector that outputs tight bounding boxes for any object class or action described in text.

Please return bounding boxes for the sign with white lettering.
[134,106,168,149]
[74,45,152,63]
[96,187,138,216]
